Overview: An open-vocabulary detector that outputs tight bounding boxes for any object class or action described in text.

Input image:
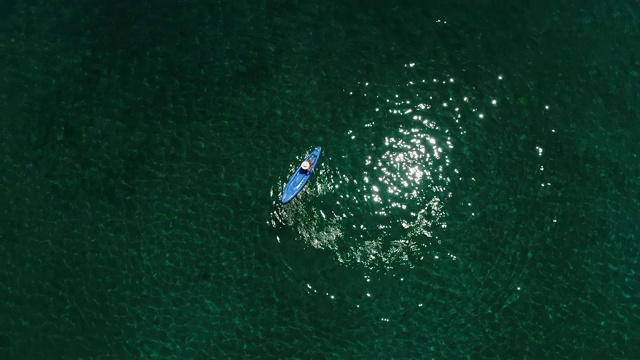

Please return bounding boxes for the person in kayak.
[301,158,314,173]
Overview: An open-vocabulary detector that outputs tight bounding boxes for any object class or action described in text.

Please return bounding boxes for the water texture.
[1,0,639,358]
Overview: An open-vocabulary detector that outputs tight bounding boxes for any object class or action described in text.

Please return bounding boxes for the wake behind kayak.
[281,147,321,204]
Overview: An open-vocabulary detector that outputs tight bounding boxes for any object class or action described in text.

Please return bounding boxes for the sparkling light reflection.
[324,64,494,270]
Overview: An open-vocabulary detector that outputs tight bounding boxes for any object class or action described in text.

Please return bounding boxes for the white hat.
[301,161,310,170]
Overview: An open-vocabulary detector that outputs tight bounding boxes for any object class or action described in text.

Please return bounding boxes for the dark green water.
[2,0,639,358]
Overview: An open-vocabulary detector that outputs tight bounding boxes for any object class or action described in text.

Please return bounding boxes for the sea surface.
[2,0,639,358]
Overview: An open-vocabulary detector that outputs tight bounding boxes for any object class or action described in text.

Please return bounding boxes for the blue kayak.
[281,147,322,204]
